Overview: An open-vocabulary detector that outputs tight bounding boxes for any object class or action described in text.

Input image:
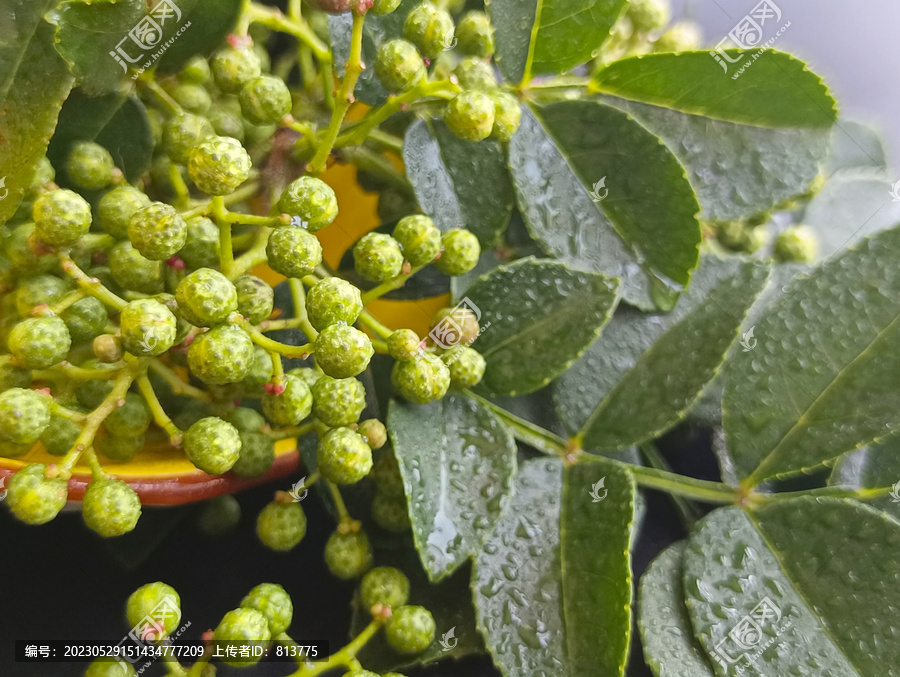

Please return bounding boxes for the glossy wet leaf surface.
[830,436,900,519]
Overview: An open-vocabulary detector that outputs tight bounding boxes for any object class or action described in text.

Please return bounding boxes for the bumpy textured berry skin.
[235,346,274,398]
[120,299,178,356]
[225,407,266,433]
[456,11,495,57]
[86,658,136,676]
[266,225,323,278]
[240,75,292,125]
[15,274,68,318]
[128,203,188,261]
[387,329,423,361]
[180,216,220,269]
[288,367,323,390]
[98,186,152,238]
[435,228,481,276]
[32,189,92,246]
[126,583,181,634]
[82,478,142,537]
[403,3,455,59]
[61,296,107,343]
[386,606,436,653]
[445,91,495,143]
[241,583,293,635]
[454,57,497,90]
[490,91,522,142]
[276,177,338,232]
[109,241,163,294]
[231,431,275,477]
[628,0,670,31]
[375,40,426,93]
[184,417,242,474]
[314,324,374,379]
[162,113,215,165]
[358,419,387,451]
[214,607,271,667]
[171,83,212,115]
[235,274,274,324]
[354,232,404,282]
[372,0,402,14]
[442,345,486,387]
[774,225,818,263]
[40,411,81,456]
[176,268,238,326]
[195,494,241,537]
[6,223,56,275]
[256,501,307,551]
[8,316,71,368]
[361,567,410,610]
[324,530,373,579]
[66,141,116,190]
[372,450,404,497]
[188,324,256,385]
[391,354,450,404]
[96,432,145,461]
[305,277,362,331]
[393,215,441,266]
[372,490,412,531]
[213,46,263,93]
[188,136,252,196]
[102,393,152,437]
[317,427,373,485]
[262,374,313,426]
[6,464,68,525]
[311,376,366,428]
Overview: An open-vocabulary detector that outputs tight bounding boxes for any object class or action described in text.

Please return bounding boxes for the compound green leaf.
[472,457,634,677]
[387,394,517,582]
[486,0,627,85]
[464,258,619,398]
[404,118,514,247]
[593,51,837,129]
[0,0,61,98]
[555,256,768,450]
[684,500,900,676]
[830,437,900,520]
[724,225,900,484]
[638,542,715,677]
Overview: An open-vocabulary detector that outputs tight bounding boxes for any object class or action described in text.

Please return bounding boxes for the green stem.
[289,277,319,340]
[339,145,416,198]
[748,484,897,507]
[463,390,569,456]
[326,479,352,524]
[212,196,235,278]
[231,228,272,279]
[639,443,701,528]
[247,2,332,63]
[366,128,405,154]
[246,325,314,358]
[187,648,213,677]
[357,310,392,341]
[361,263,428,304]
[84,447,106,480]
[137,374,183,444]
[50,401,88,424]
[60,257,127,311]
[169,162,191,209]
[149,360,212,403]
[265,421,317,441]
[47,289,87,315]
[291,620,383,676]
[138,74,182,115]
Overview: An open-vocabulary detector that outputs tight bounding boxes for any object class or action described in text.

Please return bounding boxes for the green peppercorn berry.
[96,432,145,461]
[96,186,150,239]
[393,215,440,266]
[86,657,136,676]
[213,45,263,93]
[214,607,271,667]
[262,374,313,426]
[231,431,275,477]
[32,189,92,246]
[235,346,274,398]
[266,225,323,279]
[176,268,238,326]
[208,95,245,142]
[61,296,108,343]
[372,0,402,14]
[276,176,339,232]
[188,136,252,196]
[430,305,480,347]
[361,566,410,610]
[456,11,495,57]
[195,494,241,537]
[0,439,31,458]
[317,427,373,485]
[442,346,486,388]
[225,407,266,433]
[391,353,450,404]
[171,83,212,115]
[66,141,116,190]
[372,450,404,497]
[180,54,211,83]
[444,91,495,143]
[354,232,404,282]
[128,202,188,261]
[126,582,182,634]
[774,225,818,263]
[311,376,366,428]
[109,241,164,294]
[240,75,292,125]
[375,40,426,94]
[490,91,522,142]
[15,274,68,318]
[8,316,71,369]
[287,367,322,390]
[235,274,274,324]
[188,324,256,385]
[628,0,670,32]
[40,410,81,456]
[403,3,455,59]
[102,392,151,438]
[654,21,702,52]
[0,362,32,391]
[6,223,56,274]
[357,419,387,450]
[435,228,481,276]
[315,324,374,379]
[6,464,68,525]
[93,334,124,363]
[256,501,307,551]
[305,277,362,331]
[184,417,242,475]
[162,113,215,165]
[324,529,373,579]
[82,478,142,537]
[386,605,435,653]
[179,216,220,269]
[387,328,423,361]
[74,360,117,408]
[453,57,497,90]
[241,583,293,635]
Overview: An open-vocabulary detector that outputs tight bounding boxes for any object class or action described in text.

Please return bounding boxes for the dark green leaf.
[510,101,701,311]
[638,542,715,677]
[387,394,517,581]
[684,500,900,675]
[0,0,61,98]
[487,0,627,85]
[593,51,837,129]
[465,258,619,397]
[830,437,900,519]
[724,225,900,484]
[556,256,768,450]
[48,90,153,184]
[156,0,243,71]
[403,118,514,247]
